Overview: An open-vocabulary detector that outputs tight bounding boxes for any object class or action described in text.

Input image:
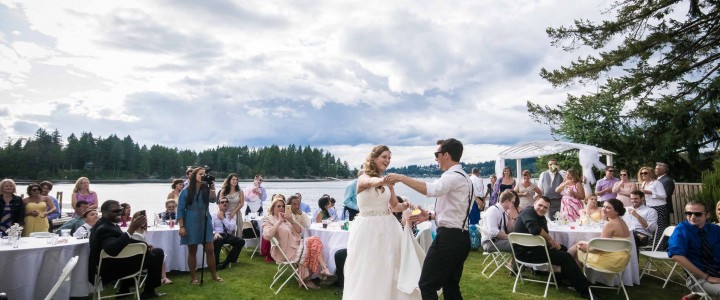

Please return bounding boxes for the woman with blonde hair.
[0,179,23,236]
[582,194,603,222]
[262,197,333,289]
[638,166,667,248]
[556,169,585,222]
[612,169,635,206]
[71,177,98,216]
[715,200,720,225]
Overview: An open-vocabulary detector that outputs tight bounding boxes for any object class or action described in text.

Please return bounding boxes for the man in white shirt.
[387,138,472,300]
[482,190,514,253]
[469,168,485,225]
[212,197,244,269]
[623,190,658,254]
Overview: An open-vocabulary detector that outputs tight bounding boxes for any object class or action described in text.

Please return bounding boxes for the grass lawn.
[82,248,691,299]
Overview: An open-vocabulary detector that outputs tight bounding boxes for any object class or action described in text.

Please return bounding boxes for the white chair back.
[587,238,632,253]
[244,220,261,258]
[44,256,79,300]
[94,243,147,300]
[508,233,545,248]
[652,225,676,251]
[507,233,558,298]
[269,237,307,294]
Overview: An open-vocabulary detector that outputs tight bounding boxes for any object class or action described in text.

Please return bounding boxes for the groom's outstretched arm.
[386,173,427,195]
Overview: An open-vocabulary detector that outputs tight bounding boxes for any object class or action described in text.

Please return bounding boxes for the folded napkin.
[397,224,425,295]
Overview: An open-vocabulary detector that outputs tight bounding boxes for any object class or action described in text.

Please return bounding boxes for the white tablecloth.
[0,236,93,299]
[549,225,640,286]
[306,223,350,273]
[144,226,207,271]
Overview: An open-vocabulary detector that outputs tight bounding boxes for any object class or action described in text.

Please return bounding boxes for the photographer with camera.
[177,167,223,285]
[243,174,267,216]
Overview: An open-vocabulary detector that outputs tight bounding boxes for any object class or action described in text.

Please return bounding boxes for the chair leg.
[663,262,678,288]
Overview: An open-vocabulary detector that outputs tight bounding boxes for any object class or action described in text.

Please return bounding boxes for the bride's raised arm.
[357,174,387,193]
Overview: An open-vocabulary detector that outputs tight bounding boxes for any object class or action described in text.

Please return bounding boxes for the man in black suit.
[655,162,675,214]
[88,200,166,299]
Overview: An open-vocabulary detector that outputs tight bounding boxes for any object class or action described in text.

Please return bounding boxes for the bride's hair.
[364,145,390,193]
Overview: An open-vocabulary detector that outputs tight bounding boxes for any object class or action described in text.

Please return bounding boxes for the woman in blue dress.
[178,167,222,284]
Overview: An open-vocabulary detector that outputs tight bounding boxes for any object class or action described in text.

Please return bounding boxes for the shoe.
[320,275,338,285]
[140,291,166,299]
[683,293,702,300]
[213,276,224,282]
[190,279,199,286]
[161,278,173,285]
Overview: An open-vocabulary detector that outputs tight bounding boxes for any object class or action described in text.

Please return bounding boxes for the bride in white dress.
[343,145,421,300]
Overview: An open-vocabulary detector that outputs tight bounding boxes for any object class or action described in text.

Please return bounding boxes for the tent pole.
[606,155,614,167]
[516,159,522,179]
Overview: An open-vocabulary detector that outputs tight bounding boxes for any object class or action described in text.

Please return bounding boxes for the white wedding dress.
[343,186,422,300]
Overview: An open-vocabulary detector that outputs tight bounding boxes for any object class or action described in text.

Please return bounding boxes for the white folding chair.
[637,223,657,252]
[93,243,147,300]
[44,256,79,300]
[683,268,713,300]
[508,233,558,298]
[269,237,308,294]
[640,225,685,288]
[479,226,511,279]
[243,220,261,259]
[580,238,632,300]
[221,228,238,269]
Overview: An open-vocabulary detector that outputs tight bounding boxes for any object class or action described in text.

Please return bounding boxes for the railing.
[670,183,702,225]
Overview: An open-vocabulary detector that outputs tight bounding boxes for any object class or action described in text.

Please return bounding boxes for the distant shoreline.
[15,178,347,184]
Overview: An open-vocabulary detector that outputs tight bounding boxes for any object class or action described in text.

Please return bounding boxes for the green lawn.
[82,248,691,299]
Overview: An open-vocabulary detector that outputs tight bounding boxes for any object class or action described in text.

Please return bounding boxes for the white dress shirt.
[212,211,238,234]
[291,213,311,229]
[470,174,485,198]
[481,204,508,244]
[622,204,658,236]
[426,164,472,230]
[641,180,667,207]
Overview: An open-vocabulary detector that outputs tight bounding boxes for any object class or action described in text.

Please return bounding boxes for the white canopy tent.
[495,141,617,185]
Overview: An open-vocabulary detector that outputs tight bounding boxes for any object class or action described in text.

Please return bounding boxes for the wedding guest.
[22,183,56,236]
[286,195,311,229]
[515,170,543,210]
[595,166,619,202]
[0,179,24,236]
[262,198,333,289]
[655,162,676,214]
[40,181,61,230]
[716,200,720,225]
[329,198,338,219]
[556,169,585,222]
[73,209,98,238]
[71,177,98,216]
[212,197,244,270]
[569,199,631,272]
[343,170,364,221]
[638,166,668,249]
[622,190,658,254]
[183,167,194,188]
[167,179,184,202]
[513,196,591,298]
[315,196,332,223]
[56,200,89,235]
[506,191,521,232]
[118,203,132,227]
[538,159,565,220]
[88,200,166,298]
[582,194,603,222]
[158,200,177,221]
[129,211,173,285]
[177,167,222,284]
[218,173,245,232]
[295,193,311,214]
[243,174,267,216]
[469,168,485,225]
[481,190,514,253]
[612,169,635,206]
[668,201,720,299]
[484,174,497,205]
[492,167,516,206]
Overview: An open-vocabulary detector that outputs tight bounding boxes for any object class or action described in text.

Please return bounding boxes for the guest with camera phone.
[177,167,223,285]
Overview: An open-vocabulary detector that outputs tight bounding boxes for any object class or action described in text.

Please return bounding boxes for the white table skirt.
[549,225,640,286]
[0,236,93,299]
[144,226,207,272]
[306,223,350,273]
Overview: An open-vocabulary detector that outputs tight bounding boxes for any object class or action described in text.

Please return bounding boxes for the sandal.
[161,278,173,285]
[190,279,199,286]
[213,276,224,282]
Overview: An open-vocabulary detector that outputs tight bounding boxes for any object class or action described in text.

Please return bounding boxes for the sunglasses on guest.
[684,211,705,217]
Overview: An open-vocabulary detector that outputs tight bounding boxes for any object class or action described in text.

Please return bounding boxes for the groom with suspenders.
[386,138,472,300]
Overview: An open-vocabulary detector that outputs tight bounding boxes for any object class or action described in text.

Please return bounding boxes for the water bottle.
[343,212,350,230]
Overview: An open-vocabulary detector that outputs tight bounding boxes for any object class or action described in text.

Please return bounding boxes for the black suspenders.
[454,171,473,231]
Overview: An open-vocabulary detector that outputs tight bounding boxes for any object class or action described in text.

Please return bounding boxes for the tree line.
[0,128,354,180]
[387,158,539,177]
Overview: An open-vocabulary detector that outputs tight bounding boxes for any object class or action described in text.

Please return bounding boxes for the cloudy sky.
[0,0,607,169]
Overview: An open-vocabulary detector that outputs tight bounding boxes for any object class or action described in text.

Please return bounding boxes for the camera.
[201,167,215,185]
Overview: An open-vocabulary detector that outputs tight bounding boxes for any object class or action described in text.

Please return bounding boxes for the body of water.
[35,179,446,217]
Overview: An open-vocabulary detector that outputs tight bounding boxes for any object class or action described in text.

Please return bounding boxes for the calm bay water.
[37,179,443,216]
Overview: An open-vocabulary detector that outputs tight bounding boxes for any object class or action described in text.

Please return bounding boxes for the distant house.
[84,162,94,171]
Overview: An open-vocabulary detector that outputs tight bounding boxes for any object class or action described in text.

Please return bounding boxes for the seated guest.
[622,190,658,253]
[56,200,89,235]
[314,196,332,223]
[129,211,173,285]
[74,209,99,238]
[118,203,132,227]
[22,183,56,236]
[295,193,312,214]
[482,190,514,253]
[669,201,720,300]
[88,200,166,298]
[569,199,631,271]
[582,194,603,222]
[212,197,244,270]
[262,197,334,289]
[0,178,24,236]
[514,196,591,298]
[40,181,61,230]
[286,194,311,229]
[328,198,338,219]
[506,190,521,232]
[158,200,177,221]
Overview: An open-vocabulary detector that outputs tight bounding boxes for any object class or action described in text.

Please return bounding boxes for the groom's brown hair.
[437,138,463,162]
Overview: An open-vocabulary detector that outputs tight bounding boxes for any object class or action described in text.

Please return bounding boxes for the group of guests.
[0,179,67,237]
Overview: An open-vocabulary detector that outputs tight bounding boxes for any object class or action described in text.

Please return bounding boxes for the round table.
[306,222,350,273]
[144,226,207,271]
[549,224,640,286]
[0,236,93,299]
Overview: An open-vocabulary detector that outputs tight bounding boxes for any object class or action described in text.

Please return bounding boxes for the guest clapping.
[0,179,23,236]
[262,198,334,289]
[73,209,98,238]
[177,167,222,284]
[22,183,56,236]
[71,177,98,215]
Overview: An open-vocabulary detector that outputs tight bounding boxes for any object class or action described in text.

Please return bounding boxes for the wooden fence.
[669,183,702,225]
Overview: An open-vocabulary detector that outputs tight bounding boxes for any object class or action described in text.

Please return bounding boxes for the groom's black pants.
[419,227,470,300]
